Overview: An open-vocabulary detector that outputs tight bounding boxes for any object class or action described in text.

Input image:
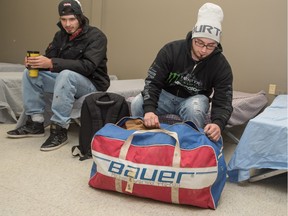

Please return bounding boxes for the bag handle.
[95,100,115,105]
[115,129,181,204]
[92,93,116,106]
[119,129,181,167]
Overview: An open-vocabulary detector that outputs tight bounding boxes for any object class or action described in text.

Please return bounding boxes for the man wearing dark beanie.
[7,0,110,151]
[131,3,233,142]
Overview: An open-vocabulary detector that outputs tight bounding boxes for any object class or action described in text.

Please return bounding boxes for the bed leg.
[249,170,287,182]
[223,129,240,144]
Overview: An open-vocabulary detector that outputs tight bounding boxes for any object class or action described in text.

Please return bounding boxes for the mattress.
[0,63,25,72]
[227,95,288,182]
[0,62,268,130]
[0,72,23,123]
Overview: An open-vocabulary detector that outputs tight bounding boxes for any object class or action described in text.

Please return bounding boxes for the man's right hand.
[144,112,160,129]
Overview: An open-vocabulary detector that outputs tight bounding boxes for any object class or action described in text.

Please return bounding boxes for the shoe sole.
[40,140,69,152]
[7,133,45,138]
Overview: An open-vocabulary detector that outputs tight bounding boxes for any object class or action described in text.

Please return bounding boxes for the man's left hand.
[27,55,53,69]
[204,123,221,142]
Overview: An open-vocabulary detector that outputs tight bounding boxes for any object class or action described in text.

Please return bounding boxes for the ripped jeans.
[131,89,210,128]
[22,69,97,128]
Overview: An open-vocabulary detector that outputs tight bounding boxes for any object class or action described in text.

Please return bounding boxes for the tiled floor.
[0,123,287,216]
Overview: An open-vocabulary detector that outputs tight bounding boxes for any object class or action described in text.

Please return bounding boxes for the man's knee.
[57,69,74,80]
[131,94,144,116]
[178,95,209,127]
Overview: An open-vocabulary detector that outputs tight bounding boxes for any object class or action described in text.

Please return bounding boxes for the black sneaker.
[40,123,68,151]
[7,116,44,138]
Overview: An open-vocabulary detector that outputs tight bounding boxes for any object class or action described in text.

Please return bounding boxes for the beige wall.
[0,0,287,102]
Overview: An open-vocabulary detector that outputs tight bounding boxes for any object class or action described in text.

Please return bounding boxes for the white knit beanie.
[191,3,224,43]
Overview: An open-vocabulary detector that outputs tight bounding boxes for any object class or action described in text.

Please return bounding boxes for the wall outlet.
[268,84,276,95]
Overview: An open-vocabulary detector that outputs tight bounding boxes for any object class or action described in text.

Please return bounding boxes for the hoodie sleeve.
[142,46,172,113]
[210,55,233,131]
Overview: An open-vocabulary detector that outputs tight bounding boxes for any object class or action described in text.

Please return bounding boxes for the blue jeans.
[22,69,97,128]
[131,90,210,128]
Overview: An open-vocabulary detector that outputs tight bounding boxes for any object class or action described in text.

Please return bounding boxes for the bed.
[227,95,288,182]
[0,62,25,72]
[0,71,24,123]
[0,63,26,123]
[1,62,268,137]
[0,63,143,124]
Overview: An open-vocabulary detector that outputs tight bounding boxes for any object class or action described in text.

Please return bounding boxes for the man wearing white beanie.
[131,3,233,142]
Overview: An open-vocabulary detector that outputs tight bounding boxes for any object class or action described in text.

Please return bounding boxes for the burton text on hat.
[191,3,224,43]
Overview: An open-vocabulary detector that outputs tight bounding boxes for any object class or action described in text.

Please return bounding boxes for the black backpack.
[72,92,130,160]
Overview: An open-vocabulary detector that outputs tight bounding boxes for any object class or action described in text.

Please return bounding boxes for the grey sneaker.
[40,123,68,151]
[7,116,44,138]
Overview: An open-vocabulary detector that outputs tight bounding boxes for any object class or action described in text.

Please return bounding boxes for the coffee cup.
[27,51,40,77]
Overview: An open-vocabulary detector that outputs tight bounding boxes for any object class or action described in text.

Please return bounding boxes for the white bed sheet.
[0,63,25,72]
[0,62,25,123]
[227,95,288,182]
[0,72,23,123]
